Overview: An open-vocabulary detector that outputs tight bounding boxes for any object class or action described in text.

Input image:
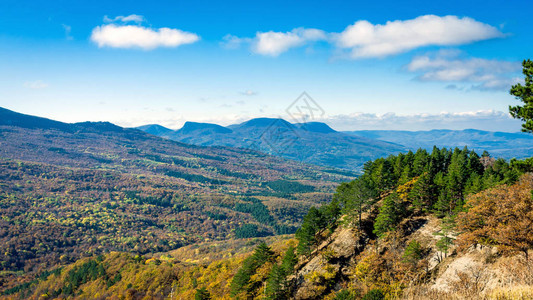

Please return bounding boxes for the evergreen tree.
[265,264,287,299]
[412,149,429,176]
[373,193,401,237]
[296,207,326,256]
[402,240,423,268]
[230,242,275,297]
[265,245,297,299]
[371,158,395,192]
[467,150,484,175]
[195,287,211,300]
[408,171,434,211]
[339,175,376,228]
[509,59,533,133]
[280,245,298,274]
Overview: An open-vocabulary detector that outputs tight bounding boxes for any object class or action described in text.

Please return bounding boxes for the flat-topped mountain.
[178,121,233,135]
[138,118,406,171]
[136,124,174,136]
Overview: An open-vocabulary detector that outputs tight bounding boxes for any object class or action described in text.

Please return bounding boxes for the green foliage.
[509,59,533,133]
[165,169,227,185]
[335,289,356,300]
[295,202,340,256]
[434,217,456,259]
[264,179,316,197]
[61,259,106,295]
[265,245,298,299]
[234,199,276,227]
[230,242,275,297]
[402,240,423,266]
[362,289,385,300]
[234,224,270,239]
[296,146,528,266]
[373,193,402,237]
[195,287,211,300]
[336,175,377,228]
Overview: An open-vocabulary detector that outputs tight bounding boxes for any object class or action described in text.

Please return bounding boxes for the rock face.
[291,227,369,299]
[289,212,533,299]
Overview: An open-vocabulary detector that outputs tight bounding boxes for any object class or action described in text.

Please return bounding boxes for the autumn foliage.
[458,173,533,259]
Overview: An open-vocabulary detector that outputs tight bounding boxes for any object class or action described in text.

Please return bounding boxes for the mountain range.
[137,118,407,171]
[137,119,533,171]
[346,129,533,160]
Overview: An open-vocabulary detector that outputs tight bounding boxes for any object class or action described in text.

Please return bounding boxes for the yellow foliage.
[396,177,418,202]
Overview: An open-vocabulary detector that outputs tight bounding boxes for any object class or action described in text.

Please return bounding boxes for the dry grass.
[401,251,533,300]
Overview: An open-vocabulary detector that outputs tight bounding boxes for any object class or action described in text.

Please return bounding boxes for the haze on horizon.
[1,0,531,132]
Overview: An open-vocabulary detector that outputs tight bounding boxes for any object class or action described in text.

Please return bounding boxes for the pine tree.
[265,245,297,300]
[373,193,401,237]
[371,158,394,192]
[265,264,286,299]
[509,59,533,133]
[402,240,423,268]
[195,287,211,300]
[230,242,275,297]
[412,149,429,176]
[339,175,376,229]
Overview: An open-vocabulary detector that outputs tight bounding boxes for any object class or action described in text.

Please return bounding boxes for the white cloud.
[24,80,48,89]
[253,28,327,56]
[221,34,250,49]
[224,28,326,56]
[334,15,504,58]
[407,51,521,90]
[224,15,503,58]
[103,14,145,24]
[322,110,522,131]
[90,24,199,50]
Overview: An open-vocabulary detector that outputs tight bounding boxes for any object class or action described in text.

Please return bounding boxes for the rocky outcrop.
[290,226,370,299]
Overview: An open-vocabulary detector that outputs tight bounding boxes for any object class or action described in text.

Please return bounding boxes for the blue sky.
[0,0,531,131]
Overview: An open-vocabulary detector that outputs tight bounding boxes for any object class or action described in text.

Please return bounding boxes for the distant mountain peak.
[136,124,174,136]
[232,117,295,129]
[177,121,232,134]
[297,122,336,134]
[75,121,123,132]
[0,106,72,131]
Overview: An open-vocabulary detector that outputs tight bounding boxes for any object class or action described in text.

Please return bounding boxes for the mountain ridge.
[346,128,533,160]
[137,118,406,171]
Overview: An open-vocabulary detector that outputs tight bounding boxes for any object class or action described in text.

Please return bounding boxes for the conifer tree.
[509,59,533,132]
[195,287,211,300]
[373,193,401,237]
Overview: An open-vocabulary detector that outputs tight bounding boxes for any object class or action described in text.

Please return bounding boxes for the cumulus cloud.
[322,110,521,132]
[253,28,327,56]
[221,34,251,49]
[24,80,48,89]
[407,51,521,90]
[334,15,504,58]
[224,15,503,58]
[90,24,199,50]
[223,28,326,56]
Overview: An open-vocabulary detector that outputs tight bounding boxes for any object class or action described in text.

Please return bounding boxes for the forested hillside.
[0,107,353,294]
[225,147,533,299]
[285,147,533,299]
[9,147,533,299]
